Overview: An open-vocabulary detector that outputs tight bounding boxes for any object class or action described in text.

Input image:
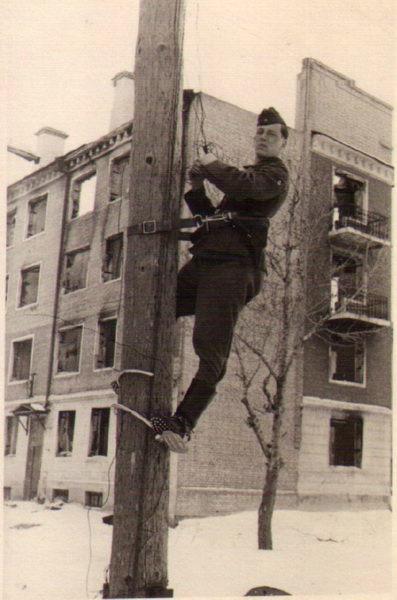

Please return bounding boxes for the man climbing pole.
[150,107,290,449]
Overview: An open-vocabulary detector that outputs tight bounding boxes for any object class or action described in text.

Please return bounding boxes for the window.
[88,408,110,456]
[110,154,130,201]
[102,235,123,282]
[19,265,40,307]
[7,210,17,247]
[331,252,365,313]
[96,318,117,369]
[4,487,12,501]
[330,414,363,467]
[62,248,89,294]
[11,338,33,381]
[333,172,366,218]
[27,195,47,238]
[5,274,9,303]
[56,411,76,456]
[5,416,19,456]
[52,489,69,502]
[71,172,97,218]
[85,491,103,508]
[330,341,365,385]
[57,326,82,373]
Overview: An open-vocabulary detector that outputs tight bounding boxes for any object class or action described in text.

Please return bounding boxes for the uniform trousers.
[175,256,262,427]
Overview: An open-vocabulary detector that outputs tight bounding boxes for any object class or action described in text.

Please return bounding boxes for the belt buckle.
[142,220,157,234]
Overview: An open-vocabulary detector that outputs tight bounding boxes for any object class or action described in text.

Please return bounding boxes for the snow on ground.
[2,501,393,600]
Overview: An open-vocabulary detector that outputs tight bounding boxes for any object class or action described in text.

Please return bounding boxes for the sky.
[5,0,395,166]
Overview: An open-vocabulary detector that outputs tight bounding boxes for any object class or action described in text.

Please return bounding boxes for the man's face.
[254,123,286,159]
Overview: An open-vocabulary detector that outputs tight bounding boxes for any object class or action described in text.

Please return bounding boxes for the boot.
[175,378,216,429]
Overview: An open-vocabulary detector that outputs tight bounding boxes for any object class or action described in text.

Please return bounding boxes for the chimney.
[35,127,68,167]
[110,71,135,131]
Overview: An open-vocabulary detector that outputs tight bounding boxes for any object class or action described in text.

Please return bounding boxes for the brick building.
[5,59,393,515]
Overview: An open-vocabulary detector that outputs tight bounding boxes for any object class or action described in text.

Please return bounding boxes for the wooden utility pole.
[108,0,186,597]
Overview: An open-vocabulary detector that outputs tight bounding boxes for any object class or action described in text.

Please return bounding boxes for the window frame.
[109,152,130,202]
[329,412,363,468]
[17,262,41,309]
[88,407,111,457]
[332,168,368,214]
[7,209,17,248]
[70,169,97,220]
[102,234,124,283]
[26,194,48,240]
[329,340,366,388]
[5,416,19,456]
[94,317,117,371]
[56,410,76,457]
[9,335,34,384]
[55,325,84,376]
[62,246,90,295]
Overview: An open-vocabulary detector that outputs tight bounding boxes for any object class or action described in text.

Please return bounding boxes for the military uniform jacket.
[184,155,289,261]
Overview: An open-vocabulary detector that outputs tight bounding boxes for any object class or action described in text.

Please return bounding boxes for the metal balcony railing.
[333,287,389,321]
[332,205,389,241]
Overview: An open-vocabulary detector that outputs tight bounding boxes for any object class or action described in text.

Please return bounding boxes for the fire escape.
[326,172,390,332]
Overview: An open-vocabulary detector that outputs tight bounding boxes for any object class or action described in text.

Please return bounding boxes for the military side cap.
[257,107,287,132]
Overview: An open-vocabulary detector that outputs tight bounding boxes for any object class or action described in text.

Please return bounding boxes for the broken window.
[110,154,130,201]
[102,235,123,282]
[330,414,363,467]
[52,489,69,502]
[57,326,82,373]
[19,265,40,307]
[27,195,47,238]
[88,408,110,456]
[62,248,89,294]
[96,318,117,369]
[57,411,76,456]
[7,210,17,247]
[11,338,33,381]
[330,340,365,384]
[71,171,97,218]
[5,416,19,456]
[85,491,103,508]
[333,172,366,220]
[331,252,365,312]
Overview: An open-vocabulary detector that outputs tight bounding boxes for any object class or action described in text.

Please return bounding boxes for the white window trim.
[8,334,34,385]
[15,260,42,310]
[93,316,118,372]
[55,409,77,457]
[108,150,130,203]
[54,324,84,377]
[87,406,111,457]
[69,168,97,220]
[328,410,364,469]
[24,194,48,241]
[5,415,19,457]
[332,167,369,214]
[62,246,90,295]
[330,250,368,314]
[328,342,367,388]
[101,234,124,285]
[6,208,17,248]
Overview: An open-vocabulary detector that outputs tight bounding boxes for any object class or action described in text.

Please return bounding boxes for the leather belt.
[126,212,269,236]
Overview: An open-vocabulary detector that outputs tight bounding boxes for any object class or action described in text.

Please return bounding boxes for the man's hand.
[198,146,217,166]
[188,160,205,190]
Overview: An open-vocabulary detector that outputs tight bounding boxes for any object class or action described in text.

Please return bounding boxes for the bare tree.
[233,161,389,549]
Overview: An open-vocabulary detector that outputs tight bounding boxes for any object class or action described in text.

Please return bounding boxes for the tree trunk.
[108,1,186,597]
[258,405,283,550]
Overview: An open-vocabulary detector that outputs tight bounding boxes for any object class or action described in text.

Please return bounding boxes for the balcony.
[329,205,390,250]
[328,286,390,330]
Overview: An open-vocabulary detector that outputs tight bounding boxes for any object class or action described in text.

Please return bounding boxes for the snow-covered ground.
[2,501,393,600]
